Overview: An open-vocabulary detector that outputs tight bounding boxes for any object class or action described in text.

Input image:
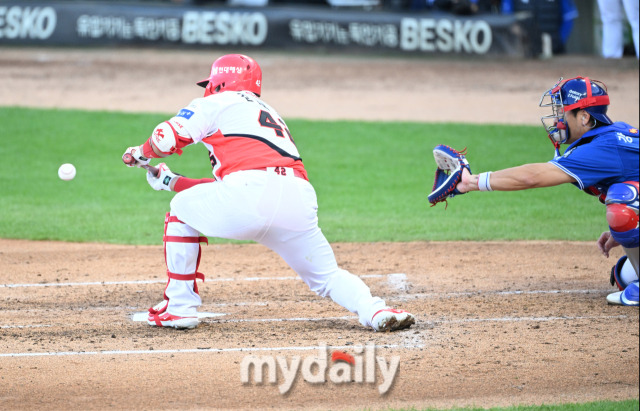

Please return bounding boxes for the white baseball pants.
[597,0,639,58]
[162,169,386,327]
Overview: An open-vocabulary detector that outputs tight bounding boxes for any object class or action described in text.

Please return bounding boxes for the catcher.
[428,76,639,306]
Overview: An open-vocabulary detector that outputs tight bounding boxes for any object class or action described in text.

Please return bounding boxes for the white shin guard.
[163,212,207,317]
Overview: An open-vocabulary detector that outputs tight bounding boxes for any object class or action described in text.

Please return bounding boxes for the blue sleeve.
[550,140,624,190]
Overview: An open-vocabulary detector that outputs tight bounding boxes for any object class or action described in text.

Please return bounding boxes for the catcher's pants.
[163,169,386,327]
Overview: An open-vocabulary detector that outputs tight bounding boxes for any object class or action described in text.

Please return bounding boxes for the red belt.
[255,167,306,180]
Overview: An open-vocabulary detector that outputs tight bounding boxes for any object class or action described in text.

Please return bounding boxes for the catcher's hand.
[428,145,471,207]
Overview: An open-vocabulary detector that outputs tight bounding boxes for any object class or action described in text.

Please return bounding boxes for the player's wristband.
[478,172,493,192]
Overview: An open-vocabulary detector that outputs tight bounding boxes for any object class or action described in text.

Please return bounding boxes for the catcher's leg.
[604,184,639,306]
[610,256,639,291]
[148,212,207,328]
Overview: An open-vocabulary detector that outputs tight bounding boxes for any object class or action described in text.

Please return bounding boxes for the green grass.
[387,399,639,411]
[0,108,635,410]
[0,107,607,244]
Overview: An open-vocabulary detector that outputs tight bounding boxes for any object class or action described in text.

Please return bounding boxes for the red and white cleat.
[147,312,199,329]
[371,308,415,332]
[148,300,168,315]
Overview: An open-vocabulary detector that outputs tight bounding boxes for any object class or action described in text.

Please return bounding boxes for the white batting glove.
[146,163,178,192]
[123,145,150,168]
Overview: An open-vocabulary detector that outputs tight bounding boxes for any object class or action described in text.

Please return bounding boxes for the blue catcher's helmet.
[539,77,612,148]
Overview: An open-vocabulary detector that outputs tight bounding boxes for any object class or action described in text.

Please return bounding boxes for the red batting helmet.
[197,54,262,97]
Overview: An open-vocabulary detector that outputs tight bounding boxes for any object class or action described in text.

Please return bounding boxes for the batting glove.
[123,145,150,168]
[146,163,179,192]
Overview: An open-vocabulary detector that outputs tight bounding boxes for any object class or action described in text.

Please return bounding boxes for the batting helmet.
[197,54,262,97]
[539,77,612,147]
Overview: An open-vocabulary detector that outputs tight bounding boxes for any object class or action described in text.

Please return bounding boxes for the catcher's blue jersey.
[549,122,639,195]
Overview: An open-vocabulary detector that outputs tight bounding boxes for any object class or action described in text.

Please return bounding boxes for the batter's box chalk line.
[0,273,408,288]
[131,312,226,322]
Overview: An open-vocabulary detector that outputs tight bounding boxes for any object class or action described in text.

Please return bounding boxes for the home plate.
[132,312,226,322]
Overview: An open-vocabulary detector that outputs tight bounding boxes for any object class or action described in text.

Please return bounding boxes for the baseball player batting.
[123,54,415,331]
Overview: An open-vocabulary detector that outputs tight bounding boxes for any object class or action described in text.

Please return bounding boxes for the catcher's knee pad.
[610,256,639,291]
[605,182,639,249]
[164,212,207,294]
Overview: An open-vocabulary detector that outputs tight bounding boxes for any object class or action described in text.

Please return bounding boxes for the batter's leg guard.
[148,212,207,325]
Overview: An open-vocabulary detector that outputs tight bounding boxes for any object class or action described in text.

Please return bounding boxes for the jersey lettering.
[259,110,285,137]
[617,134,634,144]
[176,92,305,179]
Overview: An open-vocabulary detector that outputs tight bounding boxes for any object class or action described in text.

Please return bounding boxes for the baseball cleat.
[148,300,168,315]
[371,308,415,332]
[606,281,639,306]
[148,312,199,329]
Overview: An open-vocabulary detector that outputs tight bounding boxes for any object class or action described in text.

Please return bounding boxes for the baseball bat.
[122,153,159,177]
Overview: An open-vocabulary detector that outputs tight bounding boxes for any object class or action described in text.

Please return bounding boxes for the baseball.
[58,163,76,181]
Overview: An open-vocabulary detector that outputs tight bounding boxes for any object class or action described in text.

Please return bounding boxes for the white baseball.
[58,163,76,181]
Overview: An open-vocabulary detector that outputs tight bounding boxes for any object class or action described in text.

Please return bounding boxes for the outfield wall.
[0,2,534,57]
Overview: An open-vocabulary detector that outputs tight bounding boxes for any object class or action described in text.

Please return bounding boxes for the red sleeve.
[141,139,162,159]
[174,177,216,193]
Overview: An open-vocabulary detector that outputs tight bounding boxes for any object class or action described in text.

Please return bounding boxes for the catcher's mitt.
[428,145,471,207]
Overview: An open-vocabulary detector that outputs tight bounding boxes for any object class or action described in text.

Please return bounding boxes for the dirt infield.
[0,48,638,410]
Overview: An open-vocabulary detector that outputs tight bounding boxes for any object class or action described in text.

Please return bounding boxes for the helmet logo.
[256,80,261,87]
[212,66,244,75]
[566,89,583,103]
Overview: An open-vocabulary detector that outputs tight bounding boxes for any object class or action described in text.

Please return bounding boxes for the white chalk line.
[0,274,398,288]
[201,313,629,325]
[131,312,225,321]
[395,289,610,301]
[432,314,629,324]
[0,302,268,314]
[0,324,52,329]
[7,312,628,331]
[0,273,609,299]
[130,314,356,324]
[0,343,412,358]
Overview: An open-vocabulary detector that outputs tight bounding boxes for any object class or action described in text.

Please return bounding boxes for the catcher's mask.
[539,76,611,149]
[197,54,262,97]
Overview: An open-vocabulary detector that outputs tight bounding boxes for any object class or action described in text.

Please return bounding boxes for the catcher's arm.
[457,163,575,193]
